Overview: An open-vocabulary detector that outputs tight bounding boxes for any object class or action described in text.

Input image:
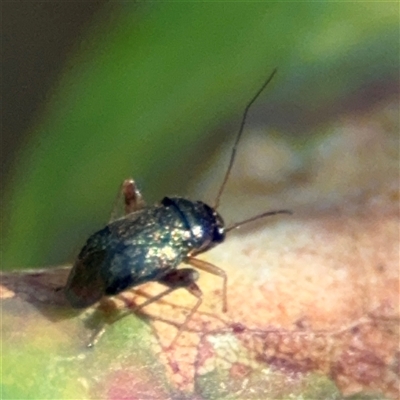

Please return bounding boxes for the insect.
[65,68,291,347]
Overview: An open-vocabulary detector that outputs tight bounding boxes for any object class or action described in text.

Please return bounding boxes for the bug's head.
[161,197,226,252]
[200,202,225,245]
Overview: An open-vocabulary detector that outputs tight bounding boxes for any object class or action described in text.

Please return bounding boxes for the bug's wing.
[65,249,108,308]
[107,208,149,237]
[103,206,178,293]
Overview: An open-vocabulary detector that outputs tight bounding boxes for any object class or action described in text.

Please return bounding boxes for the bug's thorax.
[161,196,225,253]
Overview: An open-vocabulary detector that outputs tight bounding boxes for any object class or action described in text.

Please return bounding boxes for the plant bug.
[65,69,291,347]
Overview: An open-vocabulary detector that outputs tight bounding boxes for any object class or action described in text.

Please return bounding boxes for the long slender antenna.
[213,68,278,210]
[225,209,292,233]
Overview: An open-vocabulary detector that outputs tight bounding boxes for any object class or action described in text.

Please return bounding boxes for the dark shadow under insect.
[64,69,291,348]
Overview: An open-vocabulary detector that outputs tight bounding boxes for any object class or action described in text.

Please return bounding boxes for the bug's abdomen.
[65,248,108,308]
[101,231,189,296]
[65,206,193,308]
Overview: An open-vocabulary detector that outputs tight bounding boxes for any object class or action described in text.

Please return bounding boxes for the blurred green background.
[2,2,398,270]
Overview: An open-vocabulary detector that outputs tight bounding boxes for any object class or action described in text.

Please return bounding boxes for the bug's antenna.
[225,209,292,233]
[213,68,278,210]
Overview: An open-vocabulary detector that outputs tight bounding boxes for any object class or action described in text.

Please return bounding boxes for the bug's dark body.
[65,197,225,308]
[64,70,288,349]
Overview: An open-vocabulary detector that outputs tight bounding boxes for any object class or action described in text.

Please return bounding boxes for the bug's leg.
[109,178,146,222]
[89,269,203,348]
[88,325,106,348]
[125,269,203,348]
[87,298,117,348]
[185,256,228,313]
[122,179,146,215]
[149,268,203,348]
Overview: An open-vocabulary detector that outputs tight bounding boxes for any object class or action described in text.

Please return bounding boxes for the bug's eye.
[212,226,224,243]
[202,204,225,244]
[212,214,225,243]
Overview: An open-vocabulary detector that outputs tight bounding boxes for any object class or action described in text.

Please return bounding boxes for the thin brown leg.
[87,288,180,348]
[135,268,203,348]
[185,256,227,312]
[88,268,202,348]
[168,290,202,349]
[109,178,146,222]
